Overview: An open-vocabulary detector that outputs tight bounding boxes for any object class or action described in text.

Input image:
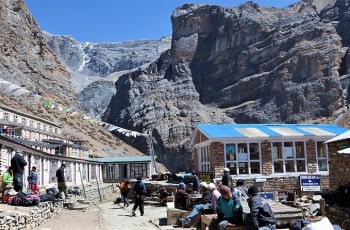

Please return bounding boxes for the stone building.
[190,124,348,197]
[324,130,350,191]
[0,104,103,188]
[87,156,154,182]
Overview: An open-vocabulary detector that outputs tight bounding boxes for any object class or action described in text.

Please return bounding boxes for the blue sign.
[300,175,321,191]
[259,192,274,200]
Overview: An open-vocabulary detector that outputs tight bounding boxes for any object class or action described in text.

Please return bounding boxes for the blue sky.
[25,0,299,43]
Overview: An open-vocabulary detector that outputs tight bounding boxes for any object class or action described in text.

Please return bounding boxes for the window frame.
[316,141,328,172]
[271,141,307,174]
[224,142,262,175]
[199,146,210,172]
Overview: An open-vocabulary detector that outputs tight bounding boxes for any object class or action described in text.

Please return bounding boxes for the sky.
[25,0,299,43]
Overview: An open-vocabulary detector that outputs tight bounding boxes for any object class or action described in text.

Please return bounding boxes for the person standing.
[234,179,249,201]
[10,149,27,192]
[221,168,233,189]
[28,166,39,195]
[245,185,276,230]
[56,163,68,199]
[122,179,132,208]
[192,171,200,194]
[175,182,189,210]
[132,175,147,216]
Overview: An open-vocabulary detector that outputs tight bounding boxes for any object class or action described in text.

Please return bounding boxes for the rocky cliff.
[0,0,146,159]
[103,0,350,172]
[0,0,75,105]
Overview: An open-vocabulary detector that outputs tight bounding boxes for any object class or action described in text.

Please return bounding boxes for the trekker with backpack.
[121,179,131,208]
[132,175,147,216]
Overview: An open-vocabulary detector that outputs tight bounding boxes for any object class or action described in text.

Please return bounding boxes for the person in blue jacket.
[132,175,147,216]
[28,166,39,195]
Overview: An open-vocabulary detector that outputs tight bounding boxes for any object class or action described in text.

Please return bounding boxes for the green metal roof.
[85,156,152,163]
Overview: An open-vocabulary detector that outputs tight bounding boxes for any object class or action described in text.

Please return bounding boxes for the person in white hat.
[208,183,221,214]
[180,181,213,225]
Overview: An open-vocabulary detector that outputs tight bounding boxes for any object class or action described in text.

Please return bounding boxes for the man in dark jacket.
[221,168,233,189]
[245,185,276,230]
[192,171,200,193]
[10,149,27,192]
[56,163,68,199]
[175,182,189,210]
[180,182,213,225]
[132,175,147,216]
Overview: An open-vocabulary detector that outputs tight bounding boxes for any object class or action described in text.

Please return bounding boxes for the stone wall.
[328,140,350,191]
[0,201,63,230]
[325,206,350,229]
[83,183,114,201]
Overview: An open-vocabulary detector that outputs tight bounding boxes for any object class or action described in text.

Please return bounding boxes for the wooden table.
[201,200,303,230]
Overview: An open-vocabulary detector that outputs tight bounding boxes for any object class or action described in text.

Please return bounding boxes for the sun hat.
[208,183,216,191]
[223,168,230,173]
[200,182,209,189]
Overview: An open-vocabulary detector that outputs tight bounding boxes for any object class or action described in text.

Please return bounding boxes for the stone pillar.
[210,142,224,177]
[306,140,317,173]
[261,140,272,175]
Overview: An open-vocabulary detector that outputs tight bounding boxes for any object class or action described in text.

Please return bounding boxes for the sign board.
[197,171,215,183]
[300,175,321,191]
[259,192,274,200]
[255,176,267,182]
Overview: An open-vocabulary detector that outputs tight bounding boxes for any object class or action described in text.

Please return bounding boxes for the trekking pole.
[79,167,87,199]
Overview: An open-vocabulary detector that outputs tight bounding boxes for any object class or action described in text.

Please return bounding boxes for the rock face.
[104,0,350,172]
[0,0,75,105]
[44,33,171,78]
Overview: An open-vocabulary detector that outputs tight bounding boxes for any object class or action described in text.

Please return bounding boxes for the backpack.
[46,187,59,198]
[8,192,40,206]
[134,181,146,195]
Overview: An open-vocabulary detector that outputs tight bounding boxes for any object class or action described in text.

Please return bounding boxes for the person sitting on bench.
[180,182,213,225]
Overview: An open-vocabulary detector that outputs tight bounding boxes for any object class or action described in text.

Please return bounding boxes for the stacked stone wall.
[0,201,62,230]
[328,141,350,191]
[326,206,350,229]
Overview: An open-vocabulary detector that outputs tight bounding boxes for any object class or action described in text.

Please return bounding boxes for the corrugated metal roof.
[85,156,152,163]
[324,130,350,143]
[196,124,348,139]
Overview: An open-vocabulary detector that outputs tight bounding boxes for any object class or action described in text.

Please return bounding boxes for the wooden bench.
[201,214,244,230]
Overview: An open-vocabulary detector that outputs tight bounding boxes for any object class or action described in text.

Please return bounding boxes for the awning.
[324,130,350,143]
[338,147,350,154]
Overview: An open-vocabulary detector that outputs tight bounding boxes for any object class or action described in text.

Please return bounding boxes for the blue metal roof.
[85,156,152,163]
[196,124,348,139]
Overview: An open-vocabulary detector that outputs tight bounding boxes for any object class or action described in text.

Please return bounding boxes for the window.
[130,163,148,178]
[272,141,307,173]
[200,146,210,171]
[13,115,18,123]
[29,120,34,128]
[22,118,26,126]
[316,141,328,171]
[225,143,261,175]
[43,124,47,132]
[4,112,8,121]
[107,165,114,180]
[37,122,41,130]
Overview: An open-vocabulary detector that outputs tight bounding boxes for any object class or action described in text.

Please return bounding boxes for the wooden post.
[320,198,325,216]
[96,178,102,202]
[79,167,87,199]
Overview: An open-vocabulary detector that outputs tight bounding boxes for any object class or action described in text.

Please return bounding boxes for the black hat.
[137,175,142,180]
[236,179,244,186]
[248,185,260,195]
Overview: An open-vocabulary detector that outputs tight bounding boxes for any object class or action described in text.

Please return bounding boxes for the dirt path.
[38,203,102,230]
[37,200,169,230]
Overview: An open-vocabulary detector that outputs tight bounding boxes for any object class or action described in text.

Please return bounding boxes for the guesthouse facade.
[191,124,348,196]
